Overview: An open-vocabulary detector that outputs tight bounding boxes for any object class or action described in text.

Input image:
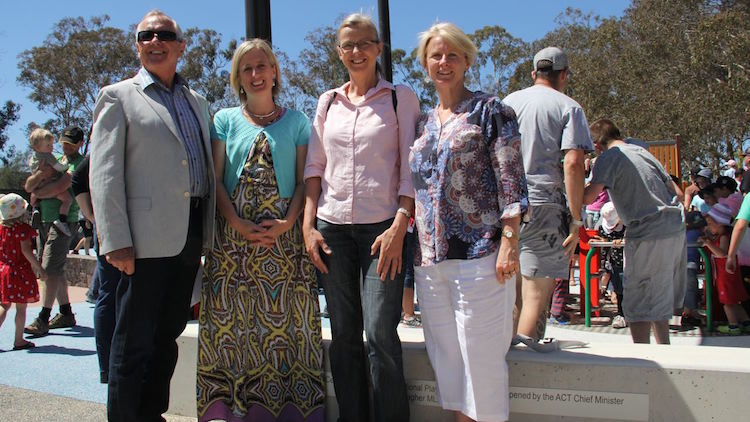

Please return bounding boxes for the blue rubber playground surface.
[0,302,107,404]
[2,285,747,413]
[0,292,334,406]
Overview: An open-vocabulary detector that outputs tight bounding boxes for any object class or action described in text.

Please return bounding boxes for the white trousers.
[415,252,515,421]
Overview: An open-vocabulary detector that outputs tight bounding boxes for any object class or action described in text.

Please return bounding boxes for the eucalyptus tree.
[17,15,138,148]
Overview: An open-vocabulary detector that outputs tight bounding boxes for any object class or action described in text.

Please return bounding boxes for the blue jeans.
[94,253,122,383]
[404,231,416,289]
[91,222,122,383]
[317,218,409,422]
[609,268,624,316]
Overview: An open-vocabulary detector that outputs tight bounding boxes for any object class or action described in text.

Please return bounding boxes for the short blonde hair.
[417,22,477,69]
[229,39,282,102]
[29,128,54,149]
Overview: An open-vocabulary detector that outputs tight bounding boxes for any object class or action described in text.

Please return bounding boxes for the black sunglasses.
[137,30,178,42]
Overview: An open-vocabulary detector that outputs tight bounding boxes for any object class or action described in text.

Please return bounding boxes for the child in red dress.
[699,202,750,335]
[0,194,45,350]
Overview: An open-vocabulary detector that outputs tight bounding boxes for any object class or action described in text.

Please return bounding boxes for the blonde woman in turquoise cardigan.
[197,39,324,422]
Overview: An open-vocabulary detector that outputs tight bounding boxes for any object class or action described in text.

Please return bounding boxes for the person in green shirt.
[23,125,85,336]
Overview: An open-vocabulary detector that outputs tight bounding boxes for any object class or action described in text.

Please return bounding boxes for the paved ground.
[0,285,196,421]
[0,385,195,421]
[1,272,748,420]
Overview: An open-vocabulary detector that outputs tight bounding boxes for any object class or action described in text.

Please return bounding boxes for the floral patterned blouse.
[409,91,528,266]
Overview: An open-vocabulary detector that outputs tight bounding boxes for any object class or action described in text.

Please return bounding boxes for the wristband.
[570,219,584,228]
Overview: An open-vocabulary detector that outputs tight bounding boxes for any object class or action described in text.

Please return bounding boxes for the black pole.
[245,0,272,43]
[377,0,393,82]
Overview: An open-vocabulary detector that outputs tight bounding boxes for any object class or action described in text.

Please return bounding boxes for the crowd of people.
[1,8,749,422]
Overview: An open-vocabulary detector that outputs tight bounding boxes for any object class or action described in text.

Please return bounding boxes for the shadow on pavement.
[47,325,95,338]
[27,344,97,356]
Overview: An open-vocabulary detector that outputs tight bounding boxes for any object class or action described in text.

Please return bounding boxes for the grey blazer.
[90,75,216,259]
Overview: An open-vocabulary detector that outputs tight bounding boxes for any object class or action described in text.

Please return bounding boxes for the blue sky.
[0,0,630,153]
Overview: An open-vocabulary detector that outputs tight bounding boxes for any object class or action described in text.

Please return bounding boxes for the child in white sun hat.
[597,201,626,328]
[0,193,45,350]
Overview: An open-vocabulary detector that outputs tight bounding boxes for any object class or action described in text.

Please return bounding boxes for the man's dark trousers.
[107,203,202,422]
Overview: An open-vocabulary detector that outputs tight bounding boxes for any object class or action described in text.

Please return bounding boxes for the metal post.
[697,248,713,332]
[245,0,272,43]
[377,0,393,82]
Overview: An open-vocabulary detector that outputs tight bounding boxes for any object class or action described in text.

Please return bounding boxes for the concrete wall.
[63,254,96,288]
[169,323,750,421]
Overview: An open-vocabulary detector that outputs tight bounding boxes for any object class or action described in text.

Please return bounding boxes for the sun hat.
[600,202,622,233]
[719,192,743,217]
[0,193,29,221]
[707,202,734,226]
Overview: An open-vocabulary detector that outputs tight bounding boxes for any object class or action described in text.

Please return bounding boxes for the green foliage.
[543,0,750,172]
[469,25,529,98]
[0,147,30,190]
[280,22,349,117]
[13,3,749,172]
[179,28,237,113]
[0,101,20,153]
[392,48,436,111]
[17,16,139,148]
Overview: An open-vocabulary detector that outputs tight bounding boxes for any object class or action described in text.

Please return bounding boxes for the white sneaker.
[612,315,628,329]
[53,220,71,237]
[52,161,70,173]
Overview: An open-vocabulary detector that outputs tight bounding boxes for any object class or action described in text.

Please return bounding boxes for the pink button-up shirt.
[304,79,420,224]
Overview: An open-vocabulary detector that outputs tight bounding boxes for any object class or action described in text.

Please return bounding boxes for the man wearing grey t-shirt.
[504,47,593,340]
[584,118,685,344]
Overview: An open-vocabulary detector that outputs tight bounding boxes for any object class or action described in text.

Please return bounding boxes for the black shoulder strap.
[325,92,338,114]
[324,89,398,117]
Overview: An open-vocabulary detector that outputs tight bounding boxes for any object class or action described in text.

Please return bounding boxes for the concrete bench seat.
[170,322,750,421]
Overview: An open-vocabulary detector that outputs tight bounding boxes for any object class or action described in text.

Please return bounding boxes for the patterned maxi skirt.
[197,134,325,421]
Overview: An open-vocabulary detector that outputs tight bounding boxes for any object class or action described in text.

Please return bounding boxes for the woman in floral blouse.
[409,22,528,422]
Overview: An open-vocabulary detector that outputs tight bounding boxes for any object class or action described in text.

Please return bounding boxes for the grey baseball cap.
[696,168,713,180]
[533,46,568,71]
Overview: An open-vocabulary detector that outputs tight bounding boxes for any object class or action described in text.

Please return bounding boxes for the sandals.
[400,315,422,328]
[12,341,35,351]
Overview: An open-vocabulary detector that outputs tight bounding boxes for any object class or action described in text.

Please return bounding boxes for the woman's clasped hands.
[233,217,293,248]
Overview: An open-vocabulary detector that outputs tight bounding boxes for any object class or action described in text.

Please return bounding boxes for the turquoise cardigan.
[211,107,311,198]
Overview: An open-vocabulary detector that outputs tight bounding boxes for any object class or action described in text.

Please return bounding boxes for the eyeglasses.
[338,40,379,52]
[137,30,179,42]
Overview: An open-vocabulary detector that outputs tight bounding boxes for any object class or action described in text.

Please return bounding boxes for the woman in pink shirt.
[302,13,419,422]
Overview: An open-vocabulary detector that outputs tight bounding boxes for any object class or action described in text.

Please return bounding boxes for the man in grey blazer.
[89,10,215,422]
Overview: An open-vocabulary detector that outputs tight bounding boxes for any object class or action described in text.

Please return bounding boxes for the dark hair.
[534,65,563,82]
[589,118,622,148]
[685,211,706,230]
[698,185,716,199]
[714,175,738,192]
